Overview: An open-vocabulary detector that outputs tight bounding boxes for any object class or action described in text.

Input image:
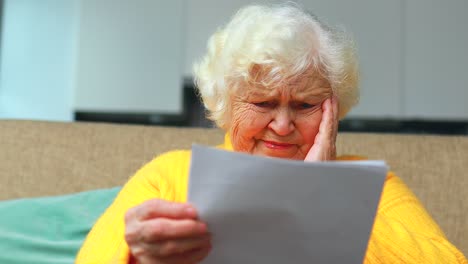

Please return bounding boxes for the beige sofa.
[0,119,466,255]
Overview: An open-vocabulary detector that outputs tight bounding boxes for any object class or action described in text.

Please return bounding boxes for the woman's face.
[228,71,332,160]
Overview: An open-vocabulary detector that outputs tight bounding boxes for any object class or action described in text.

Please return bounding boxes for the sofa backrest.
[0,120,466,255]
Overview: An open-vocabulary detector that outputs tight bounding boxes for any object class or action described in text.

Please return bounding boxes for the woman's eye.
[297,103,315,109]
[253,101,274,108]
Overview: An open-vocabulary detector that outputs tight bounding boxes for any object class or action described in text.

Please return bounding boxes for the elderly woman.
[76,4,467,264]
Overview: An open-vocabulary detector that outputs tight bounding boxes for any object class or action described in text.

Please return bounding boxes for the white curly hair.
[193,3,359,129]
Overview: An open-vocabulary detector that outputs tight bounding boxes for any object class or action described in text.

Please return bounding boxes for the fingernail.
[199,222,208,232]
[185,207,196,215]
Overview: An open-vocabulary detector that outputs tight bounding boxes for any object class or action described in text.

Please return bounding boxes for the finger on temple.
[331,96,339,135]
[319,98,333,135]
[332,95,339,121]
[136,199,198,221]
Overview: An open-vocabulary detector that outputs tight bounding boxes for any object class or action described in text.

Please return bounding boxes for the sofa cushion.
[0,187,120,264]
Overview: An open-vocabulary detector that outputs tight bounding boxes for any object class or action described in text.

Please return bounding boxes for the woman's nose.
[268,107,295,136]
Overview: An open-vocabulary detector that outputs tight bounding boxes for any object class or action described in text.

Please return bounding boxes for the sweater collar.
[221,133,234,151]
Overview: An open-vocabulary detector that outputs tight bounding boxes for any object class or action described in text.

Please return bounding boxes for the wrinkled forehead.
[233,68,332,99]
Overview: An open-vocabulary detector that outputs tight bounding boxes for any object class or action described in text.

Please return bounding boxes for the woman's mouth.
[262,140,295,150]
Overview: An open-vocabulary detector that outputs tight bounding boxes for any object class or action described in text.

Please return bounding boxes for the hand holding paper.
[124,199,211,264]
[188,145,387,264]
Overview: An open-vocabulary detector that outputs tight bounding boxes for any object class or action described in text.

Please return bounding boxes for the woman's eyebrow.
[294,87,332,100]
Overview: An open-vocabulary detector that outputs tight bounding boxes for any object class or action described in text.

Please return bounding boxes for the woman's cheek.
[230,107,270,152]
[297,110,322,142]
[229,105,255,148]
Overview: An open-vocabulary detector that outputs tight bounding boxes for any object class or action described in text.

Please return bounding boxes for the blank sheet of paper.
[188,145,387,264]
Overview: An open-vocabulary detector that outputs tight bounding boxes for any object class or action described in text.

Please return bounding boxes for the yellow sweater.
[76,135,467,263]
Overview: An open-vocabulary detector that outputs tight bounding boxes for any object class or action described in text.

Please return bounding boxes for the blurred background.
[0,0,467,134]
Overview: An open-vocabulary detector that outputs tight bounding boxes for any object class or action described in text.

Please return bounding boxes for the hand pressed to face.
[304,96,339,161]
[124,199,211,264]
[228,70,334,160]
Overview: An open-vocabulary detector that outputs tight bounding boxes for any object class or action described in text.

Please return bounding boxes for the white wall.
[186,0,261,76]
[0,0,79,121]
[403,0,468,120]
[74,0,185,114]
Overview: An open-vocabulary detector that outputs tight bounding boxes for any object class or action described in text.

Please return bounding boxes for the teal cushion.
[0,187,120,264]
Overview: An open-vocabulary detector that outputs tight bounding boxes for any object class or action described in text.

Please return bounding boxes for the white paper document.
[188,145,387,263]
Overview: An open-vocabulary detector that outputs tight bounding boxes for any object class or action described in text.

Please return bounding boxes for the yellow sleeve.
[75,150,190,264]
[364,173,467,263]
